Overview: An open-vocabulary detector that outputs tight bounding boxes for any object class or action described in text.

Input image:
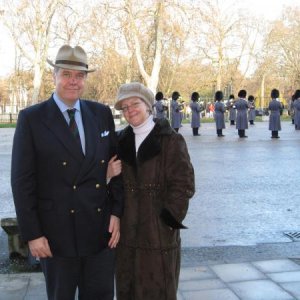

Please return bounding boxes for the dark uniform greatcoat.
[154,100,166,119]
[248,101,256,122]
[171,100,182,129]
[268,99,282,131]
[235,98,249,130]
[293,98,300,129]
[190,101,201,128]
[116,119,195,300]
[214,101,226,129]
[228,101,237,121]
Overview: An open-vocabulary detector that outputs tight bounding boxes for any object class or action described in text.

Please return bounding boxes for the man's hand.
[106,155,122,180]
[108,215,120,248]
[28,236,53,258]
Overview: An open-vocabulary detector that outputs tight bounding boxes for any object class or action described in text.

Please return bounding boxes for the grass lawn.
[0,123,16,128]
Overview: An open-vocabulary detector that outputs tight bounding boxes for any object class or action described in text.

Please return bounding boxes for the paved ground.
[1,120,300,299]
[1,258,300,299]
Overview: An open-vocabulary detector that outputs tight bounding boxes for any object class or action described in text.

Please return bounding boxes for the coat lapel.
[41,97,84,161]
[74,100,98,181]
[118,119,173,166]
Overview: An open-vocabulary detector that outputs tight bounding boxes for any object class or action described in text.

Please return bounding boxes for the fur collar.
[118,118,173,166]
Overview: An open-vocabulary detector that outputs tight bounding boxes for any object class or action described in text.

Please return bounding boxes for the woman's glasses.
[120,102,142,113]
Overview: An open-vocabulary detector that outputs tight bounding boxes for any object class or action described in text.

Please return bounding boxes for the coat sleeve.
[11,110,43,242]
[105,105,124,218]
[160,133,195,229]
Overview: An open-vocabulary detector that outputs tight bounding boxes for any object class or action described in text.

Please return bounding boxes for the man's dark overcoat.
[116,118,195,300]
[11,96,123,257]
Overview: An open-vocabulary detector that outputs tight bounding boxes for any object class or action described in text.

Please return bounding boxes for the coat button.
[70,209,75,214]
[97,208,101,212]
[96,184,100,189]
[100,160,105,164]
[73,185,77,190]
[62,161,67,166]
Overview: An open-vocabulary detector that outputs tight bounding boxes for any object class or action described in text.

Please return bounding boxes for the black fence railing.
[0,113,18,123]
[0,97,288,124]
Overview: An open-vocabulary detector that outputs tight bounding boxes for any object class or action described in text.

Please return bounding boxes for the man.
[235,89,249,138]
[11,45,123,300]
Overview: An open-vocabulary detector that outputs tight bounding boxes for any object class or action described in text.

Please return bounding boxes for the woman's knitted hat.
[115,82,154,111]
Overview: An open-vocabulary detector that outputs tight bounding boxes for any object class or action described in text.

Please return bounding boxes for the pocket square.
[100,130,110,137]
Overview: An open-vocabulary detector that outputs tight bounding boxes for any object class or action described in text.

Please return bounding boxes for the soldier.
[268,89,282,138]
[235,89,249,138]
[189,91,202,136]
[227,94,236,125]
[171,91,183,132]
[248,95,256,125]
[153,91,167,119]
[288,94,295,125]
[214,91,226,137]
[293,90,300,130]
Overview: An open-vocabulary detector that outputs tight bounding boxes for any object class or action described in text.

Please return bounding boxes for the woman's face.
[120,97,150,127]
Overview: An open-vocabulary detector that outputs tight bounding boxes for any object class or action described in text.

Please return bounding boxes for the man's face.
[53,68,87,105]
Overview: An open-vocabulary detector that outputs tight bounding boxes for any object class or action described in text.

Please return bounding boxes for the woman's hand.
[108,215,120,248]
[106,155,122,181]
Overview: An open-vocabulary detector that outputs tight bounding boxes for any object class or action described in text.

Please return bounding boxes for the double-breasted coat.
[268,99,282,131]
[214,101,226,129]
[11,96,123,257]
[116,118,195,300]
[235,98,249,130]
[171,100,182,129]
[190,101,201,128]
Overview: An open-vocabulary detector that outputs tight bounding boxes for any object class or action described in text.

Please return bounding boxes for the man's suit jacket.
[11,96,123,257]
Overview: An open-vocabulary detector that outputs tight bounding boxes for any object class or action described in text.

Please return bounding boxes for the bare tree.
[194,0,263,93]
[268,8,300,87]
[3,0,66,104]
[252,7,300,106]
[102,0,192,94]
[120,0,165,93]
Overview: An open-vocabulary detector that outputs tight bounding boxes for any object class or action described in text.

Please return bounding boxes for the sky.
[0,0,299,77]
[240,0,298,19]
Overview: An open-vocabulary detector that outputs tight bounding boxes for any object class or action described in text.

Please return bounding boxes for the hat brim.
[47,59,95,73]
[114,93,151,110]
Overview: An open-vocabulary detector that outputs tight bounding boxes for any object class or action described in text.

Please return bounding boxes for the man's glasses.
[120,102,142,113]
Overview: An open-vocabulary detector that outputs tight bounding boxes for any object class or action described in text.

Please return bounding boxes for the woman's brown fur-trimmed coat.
[116,118,195,300]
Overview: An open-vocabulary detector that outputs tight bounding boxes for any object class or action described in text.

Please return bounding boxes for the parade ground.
[0,121,300,299]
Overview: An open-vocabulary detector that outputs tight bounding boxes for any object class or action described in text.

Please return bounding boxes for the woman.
[189,91,201,136]
[248,95,256,125]
[171,91,183,132]
[214,90,226,137]
[114,82,195,300]
[268,89,282,138]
